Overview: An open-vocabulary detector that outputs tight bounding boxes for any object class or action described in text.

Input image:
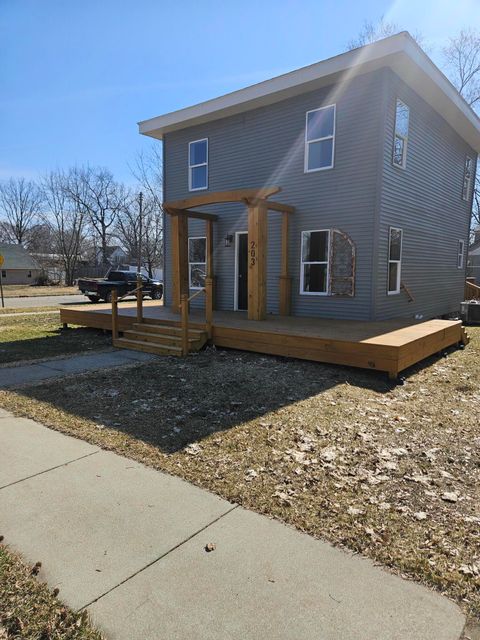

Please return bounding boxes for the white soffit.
[138,32,480,153]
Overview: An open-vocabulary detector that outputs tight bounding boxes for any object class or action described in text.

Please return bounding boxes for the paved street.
[0,410,466,640]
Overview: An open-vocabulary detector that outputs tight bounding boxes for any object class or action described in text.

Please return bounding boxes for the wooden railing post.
[180,293,189,356]
[111,289,118,342]
[205,277,213,340]
[136,275,143,324]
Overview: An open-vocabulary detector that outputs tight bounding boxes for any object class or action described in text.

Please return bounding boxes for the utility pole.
[137,191,143,274]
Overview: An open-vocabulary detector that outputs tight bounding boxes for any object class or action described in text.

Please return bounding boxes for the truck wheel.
[88,295,100,303]
[151,289,163,300]
[104,291,112,303]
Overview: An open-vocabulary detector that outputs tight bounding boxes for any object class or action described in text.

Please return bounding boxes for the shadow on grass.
[0,327,111,365]
[5,340,457,454]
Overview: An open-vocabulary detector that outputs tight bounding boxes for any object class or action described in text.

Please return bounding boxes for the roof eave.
[138,32,480,153]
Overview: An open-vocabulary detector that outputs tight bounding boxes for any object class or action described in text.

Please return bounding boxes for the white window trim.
[392,99,409,170]
[387,227,403,295]
[188,236,206,290]
[188,138,208,192]
[457,239,465,269]
[304,104,336,173]
[299,229,331,296]
[462,156,472,201]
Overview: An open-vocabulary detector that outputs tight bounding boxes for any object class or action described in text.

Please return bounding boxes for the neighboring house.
[0,243,41,284]
[139,32,479,323]
[95,246,129,267]
[467,230,480,283]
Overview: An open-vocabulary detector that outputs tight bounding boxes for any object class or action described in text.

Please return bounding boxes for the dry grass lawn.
[0,544,103,639]
[0,312,111,364]
[0,327,479,622]
[1,285,78,298]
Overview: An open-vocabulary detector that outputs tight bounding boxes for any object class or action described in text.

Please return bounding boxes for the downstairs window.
[188,237,206,289]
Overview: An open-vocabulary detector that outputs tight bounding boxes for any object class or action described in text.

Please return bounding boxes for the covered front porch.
[164,187,295,321]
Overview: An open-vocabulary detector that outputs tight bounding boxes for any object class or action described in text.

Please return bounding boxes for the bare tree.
[443,29,480,229]
[347,17,399,50]
[115,191,142,266]
[41,170,86,286]
[0,177,42,245]
[443,30,480,110]
[142,197,164,278]
[346,18,423,52]
[129,145,164,276]
[63,166,125,265]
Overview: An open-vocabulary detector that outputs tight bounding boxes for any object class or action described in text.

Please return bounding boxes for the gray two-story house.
[140,32,479,326]
[94,30,480,376]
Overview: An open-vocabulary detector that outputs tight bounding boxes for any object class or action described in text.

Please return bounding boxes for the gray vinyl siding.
[164,69,386,319]
[375,69,477,320]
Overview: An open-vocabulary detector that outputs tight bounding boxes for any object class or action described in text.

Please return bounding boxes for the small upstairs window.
[462,156,473,201]
[388,227,403,294]
[189,139,208,191]
[188,236,206,289]
[304,105,336,172]
[457,239,465,269]
[393,99,409,169]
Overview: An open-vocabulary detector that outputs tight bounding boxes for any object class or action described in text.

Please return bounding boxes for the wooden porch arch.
[164,187,295,320]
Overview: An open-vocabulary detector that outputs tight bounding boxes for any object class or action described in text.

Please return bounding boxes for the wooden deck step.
[123,329,204,349]
[132,322,204,337]
[114,337,183,356]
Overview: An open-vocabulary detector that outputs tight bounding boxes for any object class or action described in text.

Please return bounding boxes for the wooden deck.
[60,302,468,378]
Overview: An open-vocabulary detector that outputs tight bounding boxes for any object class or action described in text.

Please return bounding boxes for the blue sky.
[1,0,479,184]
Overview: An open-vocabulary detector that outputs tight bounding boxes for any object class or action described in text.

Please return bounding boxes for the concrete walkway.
[0,349,156,388]
[0,412,466,640]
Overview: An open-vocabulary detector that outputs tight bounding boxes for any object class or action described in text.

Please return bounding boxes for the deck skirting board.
[60,307,464,377]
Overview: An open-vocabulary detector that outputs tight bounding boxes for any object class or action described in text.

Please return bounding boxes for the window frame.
[462,156,473,201]
[387,227,403,295]
[304,104,336,173]
[457,239,465,269]
[188,138,208,192]
[392,99,409,170]
[188,236,207,290]
[299,229,331,296]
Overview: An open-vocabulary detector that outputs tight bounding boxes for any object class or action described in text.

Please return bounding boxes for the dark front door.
[237,232,248,311]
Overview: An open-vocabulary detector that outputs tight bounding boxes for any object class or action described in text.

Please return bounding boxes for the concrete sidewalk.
[0,349,156,388]
[0,411,466,640]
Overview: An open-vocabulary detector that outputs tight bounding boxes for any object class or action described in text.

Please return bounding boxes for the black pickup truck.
[77,271,163,303]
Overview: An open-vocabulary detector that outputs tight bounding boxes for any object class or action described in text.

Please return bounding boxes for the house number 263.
[250,241,256,266]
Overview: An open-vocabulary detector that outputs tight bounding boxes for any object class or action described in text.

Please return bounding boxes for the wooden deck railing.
[180,277,213,356]
[111,276,144,342]
[465,278,480,300]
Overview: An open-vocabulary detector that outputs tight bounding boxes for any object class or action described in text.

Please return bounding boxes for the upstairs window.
[462,156,473,201]
[304,105,336,172]
[393,99,409,168]
[457,239,465,269]
[300,230,330,294]
[188,237,206,289]
[388,227,403,294]
[188,139,208,191]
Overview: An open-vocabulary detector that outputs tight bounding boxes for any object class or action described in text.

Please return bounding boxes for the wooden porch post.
[205,219,214,339]
[279,211,291,315]
[171,213,188,313]
[247,201,267,320]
